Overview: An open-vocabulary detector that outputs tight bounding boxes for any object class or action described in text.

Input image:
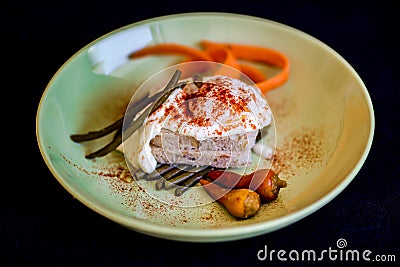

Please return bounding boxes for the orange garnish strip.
[129,40,290,94]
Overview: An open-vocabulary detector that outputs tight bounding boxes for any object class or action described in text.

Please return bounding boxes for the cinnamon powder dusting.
[186,81,250,115]
[272,127,327,178]
[161,80,254,134]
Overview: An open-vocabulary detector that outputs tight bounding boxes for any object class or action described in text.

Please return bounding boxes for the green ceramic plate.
[36,12,374,242]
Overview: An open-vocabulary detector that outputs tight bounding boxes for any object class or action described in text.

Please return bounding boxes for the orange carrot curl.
[200,40,290,93]
[129,40,290,94]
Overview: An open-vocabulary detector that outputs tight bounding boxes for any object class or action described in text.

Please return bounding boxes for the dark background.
[3,0,399,266]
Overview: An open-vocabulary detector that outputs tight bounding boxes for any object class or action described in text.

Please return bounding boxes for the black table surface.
[4,0,399,266]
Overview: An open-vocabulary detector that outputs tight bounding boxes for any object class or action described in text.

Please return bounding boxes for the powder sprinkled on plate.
[272,127,328,178]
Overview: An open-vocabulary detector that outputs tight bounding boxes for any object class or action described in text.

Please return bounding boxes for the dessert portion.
[126,75,272,173]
